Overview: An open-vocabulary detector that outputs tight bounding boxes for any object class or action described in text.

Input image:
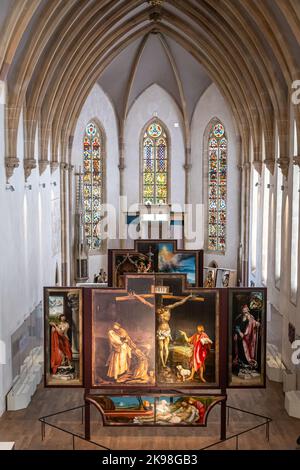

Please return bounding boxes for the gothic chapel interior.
[0,0,300,452]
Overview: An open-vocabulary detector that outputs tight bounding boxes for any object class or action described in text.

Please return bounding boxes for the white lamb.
[176,365,191,381]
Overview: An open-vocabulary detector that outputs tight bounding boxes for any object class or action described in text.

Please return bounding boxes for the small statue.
[94,269,108,283]
[94,268,104,283]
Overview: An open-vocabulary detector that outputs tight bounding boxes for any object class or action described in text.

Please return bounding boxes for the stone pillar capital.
[183,163,192,171]
[59,162,68,171]
[252,160,262,175]
[242,162,250,171]
[263,158,275,175]
[39,159,49,176]
[277,157,289,179]
[24,158,37,182]
[5,156,20,183]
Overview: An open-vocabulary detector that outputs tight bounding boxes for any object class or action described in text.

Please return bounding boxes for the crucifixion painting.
[91,275,219,388]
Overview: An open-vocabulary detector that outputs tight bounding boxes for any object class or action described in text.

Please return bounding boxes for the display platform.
[43,272,266,440]
[38,397,272,450]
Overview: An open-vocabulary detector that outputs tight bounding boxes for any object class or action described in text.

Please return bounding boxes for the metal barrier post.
[266,421,270,442]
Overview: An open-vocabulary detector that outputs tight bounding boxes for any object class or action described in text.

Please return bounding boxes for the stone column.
[264,124,275,175]
[240,161,250,286]
[119,136,125,249]
[68,163,74,285]
[277,117,290,179]
[183,143,192,249]
[60,162,69,285]
[5,99,21,182]
[23,110,37,181]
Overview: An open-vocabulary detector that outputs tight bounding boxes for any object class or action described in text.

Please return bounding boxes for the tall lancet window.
[142,120,168,205]
[83,121,103,250]
[207,120,227,252]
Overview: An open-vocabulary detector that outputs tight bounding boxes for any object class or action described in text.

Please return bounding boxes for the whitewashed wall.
[0,85,61,414]
[124,84,185,208]
[190,83,240,270]
[248,105,300,388]
[71,84,119,280]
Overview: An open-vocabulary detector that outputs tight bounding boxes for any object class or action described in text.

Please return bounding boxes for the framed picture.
[111,251,154,288]
[108,240,203,288]
[87,395,155,425]
[155,275,219,388]
[91,275,156,387]
[203,267,217,288]
[44,288,83,386]
[154,395,223,426]
[90,274,219,389]
[157,242,197,286]
[228,288,266,387]
[86,393,225,426]
[216,268,237,287]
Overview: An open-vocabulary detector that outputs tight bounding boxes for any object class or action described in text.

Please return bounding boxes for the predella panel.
[86,394,225,426]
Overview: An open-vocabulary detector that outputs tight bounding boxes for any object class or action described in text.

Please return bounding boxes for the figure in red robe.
[180,325,213,382]
[50,314,73,375]
[187,397,206,424]
[233,304,260,373]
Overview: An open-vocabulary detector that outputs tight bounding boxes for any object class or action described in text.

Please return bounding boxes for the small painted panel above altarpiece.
[108,239,203,288]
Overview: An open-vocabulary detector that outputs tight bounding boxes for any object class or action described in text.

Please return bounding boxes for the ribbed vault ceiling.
[1,0,300,172]
[98,33,212,124]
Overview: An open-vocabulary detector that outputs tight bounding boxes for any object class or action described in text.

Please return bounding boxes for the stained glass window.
[142,120,168,204]
[83,122,103,250]
[208,121,227,252]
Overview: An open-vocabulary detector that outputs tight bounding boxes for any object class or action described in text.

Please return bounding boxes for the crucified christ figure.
[120,292,195,368]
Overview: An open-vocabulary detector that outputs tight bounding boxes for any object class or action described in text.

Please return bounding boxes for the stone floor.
[0,379,299,450]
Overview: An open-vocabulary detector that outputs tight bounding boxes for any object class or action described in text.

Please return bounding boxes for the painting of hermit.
[228,289,266,387]
[92,287,156,387]
[158,243,197,286]
[45,288,82,386]
[203,267,217,288]
[154,286,219,387]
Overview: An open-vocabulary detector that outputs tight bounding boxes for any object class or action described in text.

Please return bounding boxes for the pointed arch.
[140,117,170,205]
[204,117,228,253]
[83,118,106,251]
